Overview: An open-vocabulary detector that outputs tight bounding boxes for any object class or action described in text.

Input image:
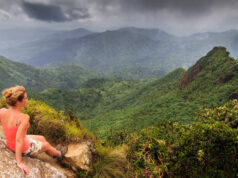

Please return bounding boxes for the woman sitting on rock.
[0,86,67,175]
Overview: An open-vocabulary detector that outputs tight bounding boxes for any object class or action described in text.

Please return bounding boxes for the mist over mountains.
[1,27,238,78]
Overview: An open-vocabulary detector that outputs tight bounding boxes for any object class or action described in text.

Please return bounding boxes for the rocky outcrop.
[179,47,233,89]
[0,136,66,178]
[179,64,201,89]
[0,126,76,177]
[62,141,93,171]
[0,125,94,177]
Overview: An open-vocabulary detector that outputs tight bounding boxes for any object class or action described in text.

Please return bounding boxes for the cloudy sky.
[0,0,238,36]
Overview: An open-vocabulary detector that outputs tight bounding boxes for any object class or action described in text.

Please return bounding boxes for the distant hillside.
[0,27,180,78]
[24,27,176,72]
[0,56,98,92]
[0,28,93,63]
[0,28,56,50]
[1,27,238,79]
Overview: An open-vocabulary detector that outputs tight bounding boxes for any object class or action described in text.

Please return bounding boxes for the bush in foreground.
[173,121,238,177]
[126,101,238,177]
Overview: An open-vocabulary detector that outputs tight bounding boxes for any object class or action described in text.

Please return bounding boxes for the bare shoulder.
[0,108,7,114]
[0,108,7,119]
[19,114,30,124]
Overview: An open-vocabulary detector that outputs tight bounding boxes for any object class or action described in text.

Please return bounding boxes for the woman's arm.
[0,109,2,123]
[15,114,30,174]
[0,108,5,122]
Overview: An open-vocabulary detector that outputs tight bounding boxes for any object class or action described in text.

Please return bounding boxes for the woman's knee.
[41,141,50,151]
[40,136,46,142]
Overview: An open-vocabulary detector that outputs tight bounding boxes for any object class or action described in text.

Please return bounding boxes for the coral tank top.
[1,112,30,152]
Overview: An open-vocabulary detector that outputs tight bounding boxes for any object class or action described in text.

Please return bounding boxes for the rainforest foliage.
[28,46,238,138]
[106,100,238,177]
[0,56,99,92]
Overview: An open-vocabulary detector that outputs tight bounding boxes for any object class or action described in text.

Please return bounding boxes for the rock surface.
[0,137,66,178]
[0,126,76,177]
[62,141,93,171]
[0,125,94,177]
[179,63,201,89]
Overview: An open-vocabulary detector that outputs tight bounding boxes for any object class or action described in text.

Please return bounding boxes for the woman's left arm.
[0,108,5,123]
[15,115,30,174]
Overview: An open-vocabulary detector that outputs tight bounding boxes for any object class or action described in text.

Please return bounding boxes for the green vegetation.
[29,68,186,138]
[1,97,237,177]
[0,56,99,92]
[108,100,238,177]
[27,47,238,139]
[111,66,166,79]
[1,46,238,177]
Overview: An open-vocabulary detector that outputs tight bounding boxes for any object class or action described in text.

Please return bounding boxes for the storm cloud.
[88,0,238,16]
[0,0,238,35]
[22,1,90,22]
[23,2,67,22]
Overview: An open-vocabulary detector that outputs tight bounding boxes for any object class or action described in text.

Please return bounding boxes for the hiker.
[0,86,67,175]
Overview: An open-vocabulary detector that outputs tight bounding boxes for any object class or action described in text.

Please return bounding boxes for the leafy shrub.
[126,106,238,178]
[35,116,67,143]
[197,99,238,128]
[173,121,238,177]
[23,99,96,144]
[127,120,183,177]
[0,97,7,108]
[104,129,132,147]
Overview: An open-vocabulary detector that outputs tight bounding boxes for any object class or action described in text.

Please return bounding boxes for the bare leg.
[27,135,60,157]
[40,142,61,157]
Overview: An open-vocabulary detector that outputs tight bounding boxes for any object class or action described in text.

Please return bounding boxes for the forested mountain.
[0,28,93,64]
[45,28,93,41]
[28,47,238,138]
[0,56,98,92]
[1,27,238,79]
[23,27,176,72]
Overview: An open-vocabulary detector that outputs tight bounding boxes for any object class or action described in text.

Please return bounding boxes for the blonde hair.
[2,86,26,106]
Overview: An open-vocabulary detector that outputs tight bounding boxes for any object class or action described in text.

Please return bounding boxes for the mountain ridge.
[2,27,238,78]
[78,46,238,137]
[0,56,99,92]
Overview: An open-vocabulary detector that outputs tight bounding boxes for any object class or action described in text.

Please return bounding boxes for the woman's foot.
[55,144,68,161]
